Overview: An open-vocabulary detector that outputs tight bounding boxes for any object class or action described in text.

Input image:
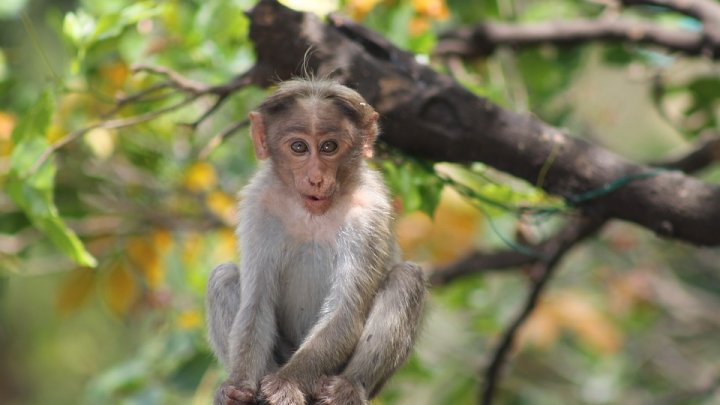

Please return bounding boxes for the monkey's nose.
[308,177,324,188]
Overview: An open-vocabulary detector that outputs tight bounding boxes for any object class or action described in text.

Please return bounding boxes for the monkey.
[205,78,427,405]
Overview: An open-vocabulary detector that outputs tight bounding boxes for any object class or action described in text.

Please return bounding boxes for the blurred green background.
[1,0,719,404]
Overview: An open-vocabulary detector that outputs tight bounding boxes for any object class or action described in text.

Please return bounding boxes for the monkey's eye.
[290,140,308,154]
[320,140,338,154]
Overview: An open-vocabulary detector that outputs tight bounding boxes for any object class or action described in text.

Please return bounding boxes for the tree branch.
[436,0,720,59]
[654,133,720,173]
[246,0,720,246]
[621,0,720,50]
[435,19,711,59]
[432,131,720,285]
[479,216,604,405]
[32,67,255,173]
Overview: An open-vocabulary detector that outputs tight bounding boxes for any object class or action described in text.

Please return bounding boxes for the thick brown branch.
[434,19,713,59]
[654,134,720,173]
[246,0,720,246]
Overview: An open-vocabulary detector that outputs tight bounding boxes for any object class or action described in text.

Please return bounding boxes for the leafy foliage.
[1,0,719,404]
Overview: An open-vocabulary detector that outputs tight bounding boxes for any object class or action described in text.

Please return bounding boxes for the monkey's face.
[254,99,369,216]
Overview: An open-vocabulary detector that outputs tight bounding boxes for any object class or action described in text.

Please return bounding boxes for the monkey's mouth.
[302,194,333,214]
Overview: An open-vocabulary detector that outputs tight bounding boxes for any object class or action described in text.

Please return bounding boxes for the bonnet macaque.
[206,78,426,405]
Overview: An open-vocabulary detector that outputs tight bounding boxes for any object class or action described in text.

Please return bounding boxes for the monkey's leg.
[317,262,426,404]
[206,262,242,369]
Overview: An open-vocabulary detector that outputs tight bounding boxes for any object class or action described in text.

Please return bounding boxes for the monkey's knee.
[387,262,427,307]
[208,262,240,294]
[206,262,241,368]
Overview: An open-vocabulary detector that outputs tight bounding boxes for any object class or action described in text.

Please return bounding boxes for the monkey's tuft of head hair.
[257,78,378,131]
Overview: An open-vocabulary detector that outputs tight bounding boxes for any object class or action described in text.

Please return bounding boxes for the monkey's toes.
[214,382,256,405]
[315,376,367,405]
[260,373,306,405]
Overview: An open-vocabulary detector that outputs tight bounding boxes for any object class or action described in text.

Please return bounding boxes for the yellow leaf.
[412,0,449,20]
[47,123,64,143]
[182,232,204,265]
[0,112,15,156]
[56,268,96,315]
[207,190,237,225]
[152,228,173,252]
[517,305,561,350]
[177,309,203,330]
[607,269,654,315]
[212,228,237,263]
[428,187,482,265]
[127,236,165,288]
[84,127,115,159]
[547,291,622,354]
[409,16,431,36]
[395,187,482,265]
[103,262,138,315]
[184,161,217,192]
[396,211,434,255]
[99,60,130,93]
[347,0,383,19]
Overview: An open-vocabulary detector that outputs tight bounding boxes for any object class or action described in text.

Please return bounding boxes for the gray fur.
[207,161,426,404]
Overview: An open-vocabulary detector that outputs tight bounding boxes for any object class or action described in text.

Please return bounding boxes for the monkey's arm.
[225,248,279,389]
[274,226,390,390]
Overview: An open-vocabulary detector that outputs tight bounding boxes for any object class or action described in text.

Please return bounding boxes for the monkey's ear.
[248,112,270,160]
[362,112,379,159]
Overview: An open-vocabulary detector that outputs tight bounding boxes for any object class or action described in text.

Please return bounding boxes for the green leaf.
[381,158,443,217]
[7,91,97,267]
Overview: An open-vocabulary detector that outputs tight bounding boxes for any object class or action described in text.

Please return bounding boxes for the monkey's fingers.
[220,384,256,405]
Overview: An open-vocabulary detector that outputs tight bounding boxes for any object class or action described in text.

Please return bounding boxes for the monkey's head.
[248,79,379,216]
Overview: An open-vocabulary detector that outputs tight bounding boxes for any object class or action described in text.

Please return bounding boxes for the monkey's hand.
[214,380,257,405]
[259,373,306,405]
[314,375,367,405]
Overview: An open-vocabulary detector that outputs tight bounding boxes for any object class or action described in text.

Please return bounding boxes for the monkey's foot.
[214,381,256,405]
[260,373,306,405]
[314,375,367,405]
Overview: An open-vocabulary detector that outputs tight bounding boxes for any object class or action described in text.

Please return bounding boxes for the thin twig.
[199,118,250,160]
[132,64,209,93]
[31,66,256,174]
[30,96,198,174]
[103,81,173,117]
[182,93,231,129]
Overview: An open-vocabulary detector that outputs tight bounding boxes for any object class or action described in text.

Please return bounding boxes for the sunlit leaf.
[176,309,202,330]
[56,267,97,315]
[280,0,339,16]
[547,291,623,354]
[127,235,166,289]
[347,0,383,19]
[0,111,16,159]
[7,91,97,267]
[206,190,236,225]
[103,261,138,315]
[84,127,115,159]
[412,0,449,20]
[184,161,217,192]
[396,187,482,266]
